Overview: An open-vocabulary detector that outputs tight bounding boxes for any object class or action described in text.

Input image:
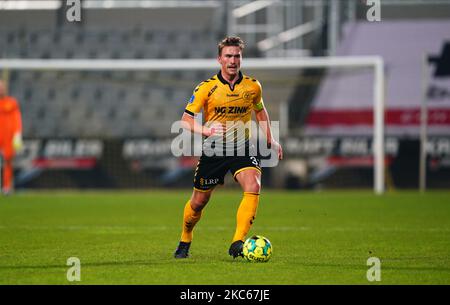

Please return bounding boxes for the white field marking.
[0,225,449,233]
[0,225,309,232]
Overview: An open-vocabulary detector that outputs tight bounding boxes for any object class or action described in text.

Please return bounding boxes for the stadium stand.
[1,5,222,138]
[1,0,449,190]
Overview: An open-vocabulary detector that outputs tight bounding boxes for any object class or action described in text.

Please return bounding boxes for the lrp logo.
[366,0,381,22]
[200,178,219,186]
[66,0,81,22]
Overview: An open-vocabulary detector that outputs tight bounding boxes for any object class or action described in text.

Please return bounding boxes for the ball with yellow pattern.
[242,235,272,262]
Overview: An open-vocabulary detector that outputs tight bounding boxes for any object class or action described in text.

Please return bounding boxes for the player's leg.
[174,188,214,259]
[175,156,227,258]
[233,169,261,236]
[0,147,14,195]
[2,158,13,194]
[0,153,2,194]
[181,188,213,243]
[228,156,262,258]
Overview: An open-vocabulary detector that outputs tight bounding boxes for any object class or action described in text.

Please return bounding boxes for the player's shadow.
[218,258,253,263]
[0,256,249,270]
[0,259,186,270]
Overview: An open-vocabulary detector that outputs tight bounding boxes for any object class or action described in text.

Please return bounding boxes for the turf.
[0,190,449,284]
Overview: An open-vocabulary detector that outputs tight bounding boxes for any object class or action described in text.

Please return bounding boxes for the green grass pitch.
[0,190,449,284]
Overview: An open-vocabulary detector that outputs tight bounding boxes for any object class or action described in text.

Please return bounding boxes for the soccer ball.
[243,235,272,262]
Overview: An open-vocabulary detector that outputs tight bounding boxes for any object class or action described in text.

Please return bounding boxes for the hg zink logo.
[214,107,249,114]
[366,0,381,22]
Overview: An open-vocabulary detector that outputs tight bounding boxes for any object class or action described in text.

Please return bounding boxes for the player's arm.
[181,112,218,137]
[12,99,23,152]
[255,107,283,160]
[181,83,224,137]
[252,81,283,160]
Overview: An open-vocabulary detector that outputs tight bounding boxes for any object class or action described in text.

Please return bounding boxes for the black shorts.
[193,155,262,192]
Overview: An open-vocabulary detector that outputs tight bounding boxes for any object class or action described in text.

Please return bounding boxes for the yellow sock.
[232,192,260,242]
[180,200,202,243]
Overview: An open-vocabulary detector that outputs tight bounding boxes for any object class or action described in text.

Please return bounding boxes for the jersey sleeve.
[252,80,265,112]
[12,99,22,134]
[184,82,208,116]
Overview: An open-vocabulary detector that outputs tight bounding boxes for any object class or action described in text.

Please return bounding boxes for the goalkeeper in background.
[0,80,23,195]
[174,37,283,259]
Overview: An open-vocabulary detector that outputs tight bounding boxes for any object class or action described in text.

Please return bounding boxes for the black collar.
[217,70,243,91]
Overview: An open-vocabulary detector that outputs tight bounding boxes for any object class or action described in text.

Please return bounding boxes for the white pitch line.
[0,225,449,233]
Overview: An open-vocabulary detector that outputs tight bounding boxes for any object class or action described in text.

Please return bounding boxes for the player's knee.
[190,192,211,211]
[191,198,209,212]
[3,159,13,167]
[245,178,261,193]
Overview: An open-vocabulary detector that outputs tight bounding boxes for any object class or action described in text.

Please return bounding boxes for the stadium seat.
[3,22,224,138]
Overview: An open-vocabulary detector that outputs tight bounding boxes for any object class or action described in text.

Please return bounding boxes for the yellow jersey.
[185,70,264,123]
[184,71,265,153]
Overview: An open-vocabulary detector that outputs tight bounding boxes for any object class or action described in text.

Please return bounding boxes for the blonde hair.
[217,36,245,56]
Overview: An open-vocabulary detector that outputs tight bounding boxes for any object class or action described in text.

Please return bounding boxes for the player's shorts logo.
[199,177,219,186]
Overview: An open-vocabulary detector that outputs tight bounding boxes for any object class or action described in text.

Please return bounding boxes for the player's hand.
[204,122,225,137]
[269,139,283,160]
[13,132,23,153]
